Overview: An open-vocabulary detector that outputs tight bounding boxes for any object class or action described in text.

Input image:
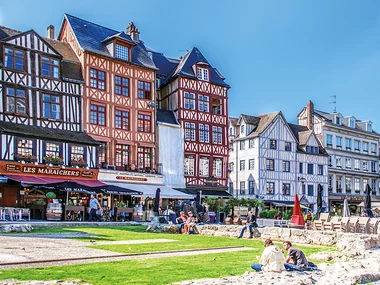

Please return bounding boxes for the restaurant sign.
[0,162,98,179]
[116,176,147,182]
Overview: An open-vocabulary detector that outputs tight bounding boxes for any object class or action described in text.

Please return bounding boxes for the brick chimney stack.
[46,25,54,39]
[126,22,140,42]
[306,100,314,130]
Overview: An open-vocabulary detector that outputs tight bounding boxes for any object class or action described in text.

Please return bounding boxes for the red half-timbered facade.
[58,15,157,172]
[152,48,230,192]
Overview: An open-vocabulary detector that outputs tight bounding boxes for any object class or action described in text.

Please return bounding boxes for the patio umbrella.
[153,188,161,215]
[316,184,324,219]
[364,184,374,218]
[291,194,305,227]
[342,197,350,217]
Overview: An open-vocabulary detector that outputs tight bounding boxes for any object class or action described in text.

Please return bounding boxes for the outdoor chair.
[240,216,248,225]
[357,217,370,234]
[224,217,232,225]
[20,208,30,221]
[340,217,350,232]
[233,216,242,225]
[348,216,359,232]
[313,213,330,230]
[368,218,379,234]
[323,216,341,231]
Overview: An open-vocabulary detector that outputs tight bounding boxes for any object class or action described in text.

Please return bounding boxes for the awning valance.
[101,182,192,199]
[102,182,143,196]
[175,189,232,198]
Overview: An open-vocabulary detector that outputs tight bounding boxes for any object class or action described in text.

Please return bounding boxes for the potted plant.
[46,191,56,203]
[70,157,87,167]
[13,153,37,163]
[43,154,64,165]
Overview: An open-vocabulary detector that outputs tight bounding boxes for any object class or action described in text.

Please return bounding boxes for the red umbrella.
[291,194,305,227]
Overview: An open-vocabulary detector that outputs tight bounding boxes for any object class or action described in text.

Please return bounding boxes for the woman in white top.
[251,239,285,272]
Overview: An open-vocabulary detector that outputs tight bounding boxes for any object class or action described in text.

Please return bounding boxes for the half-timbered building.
[151,48,231,197]
[298,101,380,210]
[57,15,157,173]
[228,112,329,211]
[0,25,100,208]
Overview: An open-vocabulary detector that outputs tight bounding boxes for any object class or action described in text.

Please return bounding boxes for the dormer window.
[335,116,341,125]
[197,67,209,81]
[41,56,59,78]
[115,44,129,61]
[349,119,355,128]
[241,125,245,134]
[366,123,372,132]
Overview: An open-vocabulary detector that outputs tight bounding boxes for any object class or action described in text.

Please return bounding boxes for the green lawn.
[0,226,337,285]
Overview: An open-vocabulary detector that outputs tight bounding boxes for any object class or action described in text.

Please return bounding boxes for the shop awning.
[175,188,233,198]
[265,200,294,206]
[102,182,143,196]
[358,202,380,209]
[101,182,193,199]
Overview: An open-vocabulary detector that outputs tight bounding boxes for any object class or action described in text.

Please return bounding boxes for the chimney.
[126,22,140,42]
[46,25,54,39]
[306,100,314,130]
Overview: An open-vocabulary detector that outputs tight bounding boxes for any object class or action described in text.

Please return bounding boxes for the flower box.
[13,154,37,163]
[70,161,88,168]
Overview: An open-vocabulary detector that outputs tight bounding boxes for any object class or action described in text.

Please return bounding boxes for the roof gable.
[60,14,156,70]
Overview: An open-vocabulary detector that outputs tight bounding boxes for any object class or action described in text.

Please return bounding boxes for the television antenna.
[329,95,337,113]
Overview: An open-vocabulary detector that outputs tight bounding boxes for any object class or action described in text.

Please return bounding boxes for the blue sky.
[1,0,379,129]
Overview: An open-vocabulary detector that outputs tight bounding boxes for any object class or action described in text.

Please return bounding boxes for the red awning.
[4,174,106,188]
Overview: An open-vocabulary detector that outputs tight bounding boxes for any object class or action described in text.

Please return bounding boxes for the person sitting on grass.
[251,239,285,272]
[238,211,257,239]
[183,211,198,234]
[175,211,188,233]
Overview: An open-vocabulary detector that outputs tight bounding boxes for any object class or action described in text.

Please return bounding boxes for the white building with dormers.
[228,112,329,211]
[297,101,380,210]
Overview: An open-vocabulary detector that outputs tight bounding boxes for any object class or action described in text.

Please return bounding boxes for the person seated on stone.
[251,239,285,272]
[274,211,282,220]
[183,211,198,234]
[282,241,309,270]
[238,211,257,239]
[175,211,188,233]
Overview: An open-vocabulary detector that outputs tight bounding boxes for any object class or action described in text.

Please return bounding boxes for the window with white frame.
[199,124,210,143]
[345,158,351,169]
[349,119,355,128]
[184,92,195,110]
[354,140,360,151]
[240,181,246,195]
[71,145,85,164]
[336,137,342,148]
[197,67,209,81]
[266,182,274,194]
[371,161,376,173]
[241,125,245,134]
[285,142,291,151]
[308,184,314,196]
[212,158,222,178]
[270,139,277,149]
[198,95,209,112]
[282,161,290,172]
[185,122,196,141]
[362,160,368,171]
[212,126,222,144]
[115,44,129,61]
[336,156,342,168]
[318,165,324,175]
[249,139,254,148]
[15,138,35,158]
[335,116,341,125]
[354,178,360,193]
[45,142,61,158]
[184,156,195,176]
[240,160,245,171]
[282,183,290,195]
[307,164,314,174]
[354,159,360,170]
[266,159,275,171]
[326,135,333,147]
[115,144,129,168]
[371,143,377,154]
[248,181,255,194]
[346,138,351,150]
[336,176,342,193]
[199,157,209,176]
[366,123,372,132]
[240,141,245,150]
[345,177,351,193]
[363,142,369,152]
[249,159,255,170]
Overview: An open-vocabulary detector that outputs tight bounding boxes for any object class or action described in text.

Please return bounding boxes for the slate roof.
[151,47,229,88]
[45,38,84,82]
[288,123,328,155]
[229,117,238,126]
[156,109,179,125]
[250,112,280,136]
[0,25,21,40]
[0,121,99,145]
[241,114,261,125]
[61,14,157,70]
